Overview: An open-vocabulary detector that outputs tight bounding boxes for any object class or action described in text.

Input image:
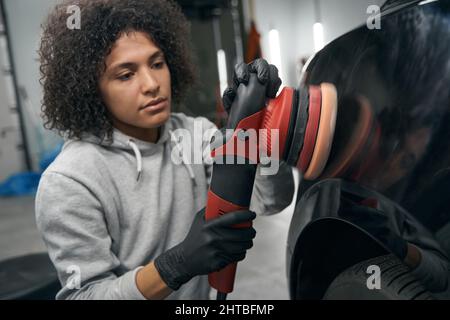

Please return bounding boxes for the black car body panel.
[287,0,450,299]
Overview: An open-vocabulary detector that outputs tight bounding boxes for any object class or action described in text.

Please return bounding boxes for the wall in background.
[0,2,26,181]
[3,0,61,172]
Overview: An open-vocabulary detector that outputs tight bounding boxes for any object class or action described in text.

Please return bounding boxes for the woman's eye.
[118,73,133,81]
[153,61,165,69]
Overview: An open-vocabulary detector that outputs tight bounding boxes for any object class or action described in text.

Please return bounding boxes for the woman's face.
[99,31,172,143]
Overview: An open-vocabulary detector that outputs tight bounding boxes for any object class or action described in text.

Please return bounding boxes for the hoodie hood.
[81,119,172,152]
[76,119,195,183]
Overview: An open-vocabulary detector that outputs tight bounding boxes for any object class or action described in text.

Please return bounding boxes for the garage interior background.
[0,0,384,300]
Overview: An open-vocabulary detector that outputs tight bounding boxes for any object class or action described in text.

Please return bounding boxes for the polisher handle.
[205,74,267,293]
[205,162,257,293]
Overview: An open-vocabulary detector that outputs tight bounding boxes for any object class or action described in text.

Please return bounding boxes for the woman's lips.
[140,99,168,113]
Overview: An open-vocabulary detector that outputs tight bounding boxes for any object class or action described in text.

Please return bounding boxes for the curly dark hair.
[39,0,196,140]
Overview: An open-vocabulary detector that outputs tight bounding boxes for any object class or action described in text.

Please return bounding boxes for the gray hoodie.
[35,113,295,300]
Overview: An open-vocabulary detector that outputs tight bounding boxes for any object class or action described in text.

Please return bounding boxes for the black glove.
[340,198,408,261]
[222,59,282,114]
[154,208,256,290]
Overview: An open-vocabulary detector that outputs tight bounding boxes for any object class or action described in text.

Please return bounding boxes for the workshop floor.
[0,171,299,300]
[226,202,296,300]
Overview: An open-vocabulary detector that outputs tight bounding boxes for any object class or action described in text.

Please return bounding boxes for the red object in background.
[245,21,263,63]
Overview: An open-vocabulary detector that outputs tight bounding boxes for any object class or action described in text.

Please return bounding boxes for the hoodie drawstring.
[128,139,143,182]
[127,134,197,185]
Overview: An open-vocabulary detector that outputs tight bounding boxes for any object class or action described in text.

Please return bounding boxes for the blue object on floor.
[39,142,63,172]
[0,142,63,197]
[0,172,42,197]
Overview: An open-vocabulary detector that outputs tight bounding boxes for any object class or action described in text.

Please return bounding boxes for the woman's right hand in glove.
[154,208,256,291]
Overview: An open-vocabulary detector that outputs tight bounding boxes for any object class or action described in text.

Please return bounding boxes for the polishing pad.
[303,83,338,180]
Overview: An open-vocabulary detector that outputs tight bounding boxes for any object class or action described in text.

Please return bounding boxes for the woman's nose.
[140,69,160,95]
